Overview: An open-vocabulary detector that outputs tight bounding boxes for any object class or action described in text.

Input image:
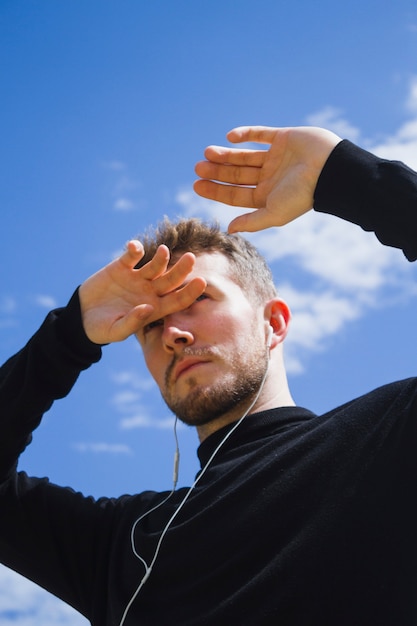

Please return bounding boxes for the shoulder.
[320,378,417,434]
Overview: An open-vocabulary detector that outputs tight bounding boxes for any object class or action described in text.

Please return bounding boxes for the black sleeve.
[0,291,129,621]
[0,288,102,481]
[314,140,417,261]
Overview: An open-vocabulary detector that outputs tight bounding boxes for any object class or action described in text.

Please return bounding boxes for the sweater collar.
[197,405,316,469]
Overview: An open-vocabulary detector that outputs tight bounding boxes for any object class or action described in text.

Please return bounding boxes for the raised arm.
[0,242,206,478]
[194,125,341,233]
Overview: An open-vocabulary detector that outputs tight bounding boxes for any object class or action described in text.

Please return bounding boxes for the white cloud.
[0,565,87,625]
[111,370,154,416]
[110,369,176,429]
[278,284,363,373]
[0,296,17,314]
[110,370,154,391]
[176,77,417,373]
[113,197,136,211]
[370,120,417,170]
[104,165,144,213]
[250,212,408,292]
[120,413,175,430]
[305,106,361,142]
[72,442,132,455]
[176,188,243,225]
[0,296,18,330]
[114,175,139,194]
[113,390,142,408]
[306,77,417,172]
[34,294,58,309]
[406,76,417,113]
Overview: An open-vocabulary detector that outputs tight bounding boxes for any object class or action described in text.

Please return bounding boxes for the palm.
[79,242,206,344]
[194,125,341,233]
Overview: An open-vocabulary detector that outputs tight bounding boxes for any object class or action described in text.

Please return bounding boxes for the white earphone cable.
[119,339,272,625]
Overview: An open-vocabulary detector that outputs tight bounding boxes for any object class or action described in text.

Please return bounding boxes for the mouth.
[174,357,210,381]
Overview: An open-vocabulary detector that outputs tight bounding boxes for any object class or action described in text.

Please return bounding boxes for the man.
[1,126,417,625]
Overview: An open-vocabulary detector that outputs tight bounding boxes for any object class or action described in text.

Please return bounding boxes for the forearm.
[0,289,102,480]
[314,140,417,261]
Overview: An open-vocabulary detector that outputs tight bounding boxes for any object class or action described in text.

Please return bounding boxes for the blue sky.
[1,0,417,623]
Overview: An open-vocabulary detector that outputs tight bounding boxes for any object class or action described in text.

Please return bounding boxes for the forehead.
[181,251,236,284]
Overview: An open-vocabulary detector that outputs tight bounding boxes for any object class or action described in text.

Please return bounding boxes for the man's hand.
[194,126,342,233]
[78,241,206,344]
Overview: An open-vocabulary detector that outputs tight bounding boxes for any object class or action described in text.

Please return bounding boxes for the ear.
[263,298,291,348]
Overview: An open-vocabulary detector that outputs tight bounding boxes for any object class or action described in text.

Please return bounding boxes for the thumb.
[228,208,275,234]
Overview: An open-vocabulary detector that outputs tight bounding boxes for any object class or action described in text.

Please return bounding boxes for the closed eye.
[144,318,164,334]
[143,294,208,335]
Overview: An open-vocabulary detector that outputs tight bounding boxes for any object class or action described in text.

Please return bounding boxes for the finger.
[137,245,171,280]
[155,252,196,294]
[202,146,267,168]
[110,303,155,341]
[193,179,260,208]
[119,240,145,268]
[143,277,206,329]
[227,126,282,145]
[195,161,261,186]
[162,276,207,312]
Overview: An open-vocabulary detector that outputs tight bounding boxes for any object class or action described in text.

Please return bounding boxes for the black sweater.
[1,141,417,625]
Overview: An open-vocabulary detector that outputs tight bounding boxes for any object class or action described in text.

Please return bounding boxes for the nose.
[162,322,194,354]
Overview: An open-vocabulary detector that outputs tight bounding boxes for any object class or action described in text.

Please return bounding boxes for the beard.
[161,343,269,427]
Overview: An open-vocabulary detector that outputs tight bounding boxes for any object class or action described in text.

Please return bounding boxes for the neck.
[196,354,294,442]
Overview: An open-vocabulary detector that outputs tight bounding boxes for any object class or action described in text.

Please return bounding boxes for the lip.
[174,358,209,381]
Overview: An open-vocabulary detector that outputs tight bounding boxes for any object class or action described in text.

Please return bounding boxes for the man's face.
[137,252,270,427]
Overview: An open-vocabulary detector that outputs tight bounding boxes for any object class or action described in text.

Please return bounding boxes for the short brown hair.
[135,217,277,304]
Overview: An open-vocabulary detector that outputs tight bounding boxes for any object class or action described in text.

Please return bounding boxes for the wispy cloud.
[305,106,361,142]
[370,81,417,170]
[306,79,417,170]
[250,212,407,292]
[0,565,87,625]
[0,296,18,330]
[112,173,142,212]
[277,284,363,374]
[34,294,58,309]
[101,160,145,212]
[110,369,176,429]
[406,76,417,113]
[120,412,176,430]
[113,197,136,211]
[72,442,132,455]
[0,296,17,314]
[111,371,153,419]
[110,370,155,391]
